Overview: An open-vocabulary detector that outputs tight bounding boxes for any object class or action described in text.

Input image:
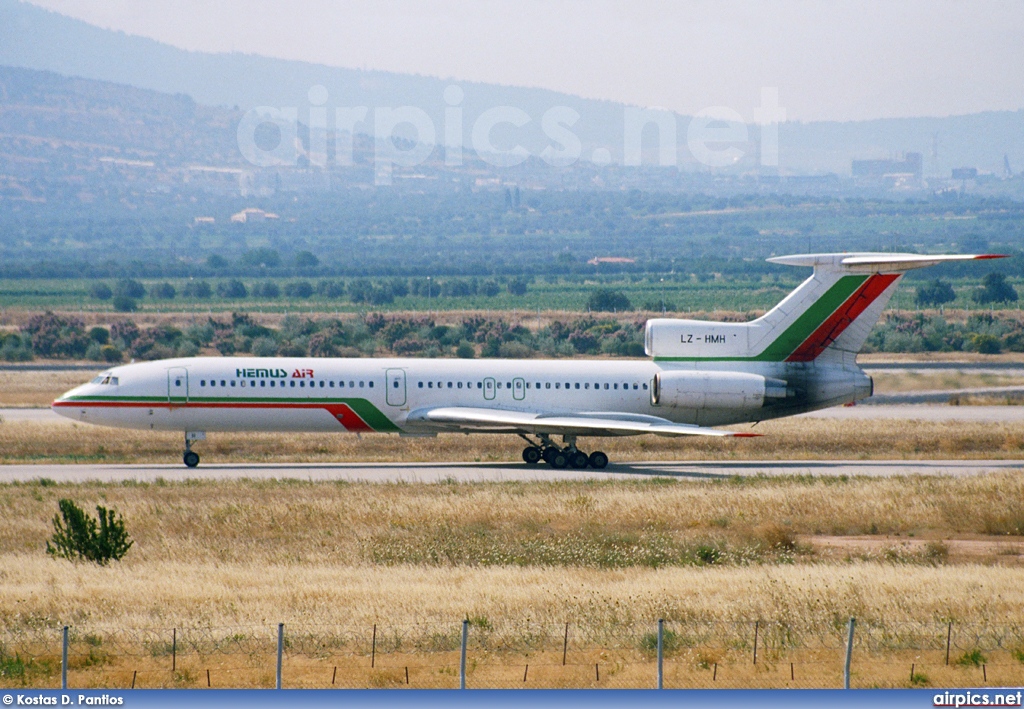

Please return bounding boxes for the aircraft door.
[386,369,407,406]
[168,367,189,408]
[483,377,496,401]
[512,377,525,401]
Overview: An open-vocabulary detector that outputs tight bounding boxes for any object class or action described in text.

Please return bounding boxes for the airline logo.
[233,368,316,379]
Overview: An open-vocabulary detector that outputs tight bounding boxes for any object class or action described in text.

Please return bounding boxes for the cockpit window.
[91,375,119,385]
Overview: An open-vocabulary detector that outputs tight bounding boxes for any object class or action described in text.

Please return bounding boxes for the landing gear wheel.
[550,450,569,469]
[588,451,608,469]
[542,447,558,464]
[183,450,200,468]
[522,446,542,465]
[569,451,589,469]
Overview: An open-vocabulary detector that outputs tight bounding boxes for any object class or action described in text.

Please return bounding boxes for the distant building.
[852,152,923,180]
[952,167,978,180]
[230,208,279,224]
[587,257,636,266]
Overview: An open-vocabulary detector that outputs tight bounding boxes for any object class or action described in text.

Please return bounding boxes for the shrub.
[88,327,109,344]
[151,282,177,300]
[217,279,248,299]
[916,279,956,307]
[284,281,314,298]
[46,499,133,565]
[114,279,146,300]
[89,283,112,301]
[252,337,279,357]
[587,288,632,312]
[956,649,986,667]
[973,273,1018,305]
[112,295,137,312]
[507,276,529,296]
[256,281,281,299]
[25,312,89,358]
[182,280,212,299]
[456,342,475,359]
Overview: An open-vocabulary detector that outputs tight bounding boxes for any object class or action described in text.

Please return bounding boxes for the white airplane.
[53,252,1002,469]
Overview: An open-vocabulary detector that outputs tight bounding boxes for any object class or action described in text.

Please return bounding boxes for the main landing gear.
[519,435,608,469]
[183,431,206,468]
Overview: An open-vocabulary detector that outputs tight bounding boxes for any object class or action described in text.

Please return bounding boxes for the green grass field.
[0,276,1013,315]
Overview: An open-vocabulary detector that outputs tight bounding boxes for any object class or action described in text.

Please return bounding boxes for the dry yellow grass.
[2,415,1023,464]
[3,476,1024,688]
[0,371,92,407]
[871,371,1024,394]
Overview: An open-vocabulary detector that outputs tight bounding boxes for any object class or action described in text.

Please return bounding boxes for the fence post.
[276,623,284,690]
[657,619,664,689]
[371,624,377,668]
[172,628,176,673]
[460,619,468,690]
[753,620,759,664]
[844,617,856,689]
[562,622,569,666]
[945,622,952,665]
[61,626,68,690]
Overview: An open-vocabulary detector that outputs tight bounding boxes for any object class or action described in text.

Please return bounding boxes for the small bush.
[956,649,986,667]
[46,499,133,565]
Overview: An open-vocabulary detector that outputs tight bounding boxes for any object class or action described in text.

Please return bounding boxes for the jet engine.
[651,370,788,409]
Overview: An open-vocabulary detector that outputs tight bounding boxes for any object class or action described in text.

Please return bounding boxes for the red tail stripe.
[786,273,900,362]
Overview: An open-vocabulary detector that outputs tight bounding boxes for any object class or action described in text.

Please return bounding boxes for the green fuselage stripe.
[59,395,401,433]
[653,275,868,362]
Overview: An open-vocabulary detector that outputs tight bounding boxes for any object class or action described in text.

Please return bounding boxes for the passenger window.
[320,381,325,388]
[241,381,247,387]
[448,382,453,388]
[545,383,551,389]
[360,382,365,388]
[584,383,589,389]
[643,383,648,390]
[175,379,181,386]
[554,383,560,389]
[221,380,226,386]
[201,380,206,386]
[498,382,503,389]
[506,382,512,389]
[574,383,580,389]
[300,381,305,388]
[349,381,354,388]
[369,382,374,388]
[477,382,482,389]
[613,384,618,390]
[231,381,236,387]
[290,381,296,387]
[428,382,434,388]
[604,383,609,390]
[329,381,334,388]
[633,383,638,390]
[270,381,275,387]
[418,382,423,388]
[564,382,569,389]
[457,382,463,389]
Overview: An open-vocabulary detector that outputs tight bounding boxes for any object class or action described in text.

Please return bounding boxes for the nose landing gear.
[183,431,206,468]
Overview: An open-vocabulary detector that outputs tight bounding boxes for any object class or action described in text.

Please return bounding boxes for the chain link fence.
[2,619,1023,689]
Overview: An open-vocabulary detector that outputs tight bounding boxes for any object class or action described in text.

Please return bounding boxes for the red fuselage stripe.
[786,273,900,362]
[50,400,375,432]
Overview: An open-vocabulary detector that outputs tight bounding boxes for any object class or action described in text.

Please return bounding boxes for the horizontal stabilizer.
[406,407,757,438]
[768,252,1006,272]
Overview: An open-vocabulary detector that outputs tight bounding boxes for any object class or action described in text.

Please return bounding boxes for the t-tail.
[646,252,1006,364]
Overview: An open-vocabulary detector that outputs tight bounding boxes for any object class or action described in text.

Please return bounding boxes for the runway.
[6,404,1024,424]
[0,458,1019,483]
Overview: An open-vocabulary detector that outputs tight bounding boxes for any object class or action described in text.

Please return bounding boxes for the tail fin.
[647,252,1005,363]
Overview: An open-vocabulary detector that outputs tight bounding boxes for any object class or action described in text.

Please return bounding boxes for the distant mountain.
[1,0,1023,176]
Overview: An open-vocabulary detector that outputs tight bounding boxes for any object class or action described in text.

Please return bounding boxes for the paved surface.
[0,459,1020,483]
[7,404,1024,425]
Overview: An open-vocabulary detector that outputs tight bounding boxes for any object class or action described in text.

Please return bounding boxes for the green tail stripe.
[752,275,868,361]
[653,275,868,363]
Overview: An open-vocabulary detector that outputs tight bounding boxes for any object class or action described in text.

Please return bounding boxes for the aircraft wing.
[405,407,759,438]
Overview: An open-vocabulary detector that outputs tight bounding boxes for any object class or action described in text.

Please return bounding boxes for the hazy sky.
[27,0,1024,122]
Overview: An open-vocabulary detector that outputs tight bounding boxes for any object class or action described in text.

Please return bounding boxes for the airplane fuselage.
[53,355,870,435]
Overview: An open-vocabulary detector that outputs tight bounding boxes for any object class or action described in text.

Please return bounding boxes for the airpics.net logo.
[235,86,786,185]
